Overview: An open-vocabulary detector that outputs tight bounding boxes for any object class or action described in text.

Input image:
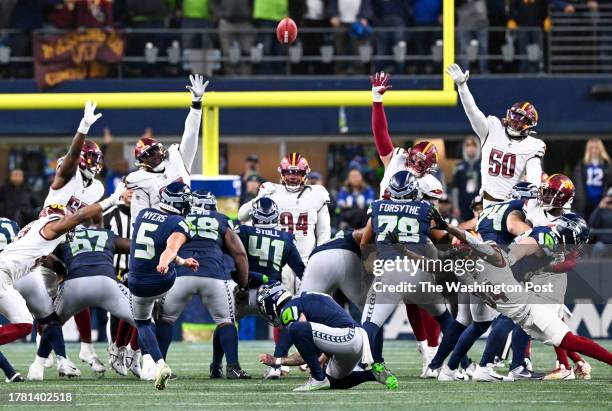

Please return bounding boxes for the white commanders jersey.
[524,199,565,228]
[262,183,331,260]
[44,168,105,214]
[0,216,66,283]
[125,144,190,225]
[480,117,546,200]
[379,147,443,199]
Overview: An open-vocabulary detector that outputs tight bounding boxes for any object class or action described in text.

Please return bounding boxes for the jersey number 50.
[488,149,516,178]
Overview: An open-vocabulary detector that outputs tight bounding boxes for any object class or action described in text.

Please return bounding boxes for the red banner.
[33,29,125,89]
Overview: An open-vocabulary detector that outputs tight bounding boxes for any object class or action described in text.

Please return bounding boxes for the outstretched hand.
[186,74,209,103]
[446,64,469,86]
[370,71,392,102]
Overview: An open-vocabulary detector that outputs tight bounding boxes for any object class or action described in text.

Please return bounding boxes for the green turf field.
[0,340,610,410]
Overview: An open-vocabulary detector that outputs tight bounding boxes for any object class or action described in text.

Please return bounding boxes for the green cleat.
[372,362,398,390]
[154,364,172,390]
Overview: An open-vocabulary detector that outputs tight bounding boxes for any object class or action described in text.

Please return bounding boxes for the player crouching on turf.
[128,182,199,390]
[257,282,398,392]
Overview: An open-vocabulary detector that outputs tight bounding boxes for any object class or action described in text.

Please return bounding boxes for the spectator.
[211,0,256,75]
[573,138,612,219]
[457,0,489,74]
[410,0,442,74]
[240,154,260,203]
[0,169,38,227]
[438,194,460,226]
[45,0,77,29]
[178,0,214,51]
[336,167,374,228]
[253,0,289,74]
[75,0,113,28]
[292,0,333,75]
[372,0,410,74]
[588,188,612,257]
[451,136,481,221]
[308,171,324,185]
[329,0,373,74]
[241,173,264,205]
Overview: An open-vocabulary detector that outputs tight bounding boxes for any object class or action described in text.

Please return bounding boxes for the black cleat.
[5,372,25,383]
[210,362,223,379]
[226,363,251,379]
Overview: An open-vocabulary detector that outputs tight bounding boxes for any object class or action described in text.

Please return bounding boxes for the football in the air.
[276,17,298,45]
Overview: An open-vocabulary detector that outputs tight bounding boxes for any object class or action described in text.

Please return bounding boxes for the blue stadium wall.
[0,76,611,136]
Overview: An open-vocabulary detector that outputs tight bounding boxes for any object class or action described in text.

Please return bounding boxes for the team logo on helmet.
[192,190,217,211]
[387,171,419,202]
[251,197,279,227]
[134,137,165,172]
[406,141,438,177]
[538,174,575,210]
[553,212,589,248]
[159,182,192,216]
[79,140,103,180]
[278,153,310,192]
[509,181,539,201]
[256,282,293,326]
[505,102,538,139]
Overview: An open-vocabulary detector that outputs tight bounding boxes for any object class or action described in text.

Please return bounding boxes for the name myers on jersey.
[142,210,168,222]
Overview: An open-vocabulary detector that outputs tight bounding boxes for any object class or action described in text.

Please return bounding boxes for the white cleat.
[27,356,46,381]
[140,354,157,381]
[524,357,533,372]
[44,353,55,369]
[263,366,281,380]
[57,356,81,378]
[110,346,128,376]
[107,343,118,366]
[125,348,142,378]
[421,366,440,379]
[280,365,290,376]
[472,364,512,382]
[438,364,469,381]
[417,341,434,376]
[543,363,575,380]
[293,376,331,392]
[464,362,477,378]
[575,361,592,380]
[492,356,505,369]
[154,363,172,390]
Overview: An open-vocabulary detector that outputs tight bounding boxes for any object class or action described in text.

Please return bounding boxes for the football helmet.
[509,181,539,201]
[538,174,575,210]
[278,152,310,192]
[387,170,419,202]
[192,190,217,211]
[406,141,438,177]
[554,213,589,247]
[79,140,103,180]
[134,137,165,172]
[159,182,192,216]
[256,282,293,326]
[251,197,279,227]
[504,102,538,139]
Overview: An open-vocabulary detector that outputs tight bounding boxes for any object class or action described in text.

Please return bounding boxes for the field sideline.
[0,340,610,410]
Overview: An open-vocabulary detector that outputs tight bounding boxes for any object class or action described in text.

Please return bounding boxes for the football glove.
[186,73,209,103]
[78,100,102,134]
[258,183,276,198]
[446,64,469,86]
[428,207,449,231]
[370,71,392,102]
[386,230,400,244]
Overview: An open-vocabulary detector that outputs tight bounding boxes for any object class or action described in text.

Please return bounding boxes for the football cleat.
[126,349,142,378]
[169,371,178,380]
[263,366,281,380]
[438,365,469,382]
[524,357,533,372]
[543,364,575,380]
[44,353,55,368]
[280,365,291,376]
[421,366,440,379]
[575,361,592,380]
[111,346,128,376]
[293,376,331,392]
[27,356,46,381]
[472,365,512,382]
[226,364,251,379]
[492,356,505,369]
[5,372,24,383]
[83,356,106,374]
[210,362,223,379]
[464,362,477,378]
[107,343,118,364]
[417,341,431,376]
[372,362,398,389]
[57,356,81,378]
[508,365,544,381]
[140,354,156,381]
[154,364,172,390]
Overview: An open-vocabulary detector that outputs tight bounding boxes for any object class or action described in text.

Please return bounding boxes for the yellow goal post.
[0,0,456,176]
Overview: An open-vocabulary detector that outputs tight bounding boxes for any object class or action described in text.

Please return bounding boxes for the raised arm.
[180,74,208,172]
[446,64,489,140]
[237,183,276,223]
[223,229,249,288]
[52,101,102,190]
[370,71,395,167]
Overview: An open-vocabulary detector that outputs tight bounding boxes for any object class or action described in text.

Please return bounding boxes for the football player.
[128,182,199,390]
[43,100,105,373]
[446,64,546,207]
[125,74,208,222]
[257,282,397,392]
[158,191,250,380]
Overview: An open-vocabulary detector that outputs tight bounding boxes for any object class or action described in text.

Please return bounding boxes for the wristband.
[191,101,202,110]
[98,196,117,211]
[372,90,383,103]
[77,119,91,135]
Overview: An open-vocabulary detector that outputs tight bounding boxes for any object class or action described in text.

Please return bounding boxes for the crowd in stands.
[0,0,603,77]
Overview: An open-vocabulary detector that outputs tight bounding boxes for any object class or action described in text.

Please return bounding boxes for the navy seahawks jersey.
[280,292,358,328]
[237,225,304,283]
[0,218,19,252]
[477,200,525,245]
[129,208,191,297]
[511,225,558,281]
[177,209,229,279]
[310,230,361,258]
[56,228,116,280]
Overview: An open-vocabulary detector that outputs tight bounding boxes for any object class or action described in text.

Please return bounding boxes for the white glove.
[77,100,102,135]
[258,183,276,198]
[186,74,209,103]
[446,64,469,86]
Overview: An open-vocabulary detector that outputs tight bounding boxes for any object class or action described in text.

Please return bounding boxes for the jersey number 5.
[279,212,308,236]
[488,149,516,178]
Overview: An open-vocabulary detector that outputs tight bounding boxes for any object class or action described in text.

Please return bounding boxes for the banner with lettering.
[33,29,125,89]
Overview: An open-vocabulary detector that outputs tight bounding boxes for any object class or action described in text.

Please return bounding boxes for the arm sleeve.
[525,156,543,186]
[179,108,202,173]
[457,83,489,140]
[315,204,331,246]
[287,243,306,279]
[372,102,395,157]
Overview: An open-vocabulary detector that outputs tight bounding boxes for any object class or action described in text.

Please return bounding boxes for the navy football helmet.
[256,282,292,326]
[554,213,589,247]
[159,182,192,216]
[387,170,419,202]
[251,197,279,227]
[509,181,539,201]
[192,190,217,211]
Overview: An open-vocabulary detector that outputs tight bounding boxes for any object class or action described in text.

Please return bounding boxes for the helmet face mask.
[135,138,165,172]
[278,153,310,192]
[406,142,438,177]
[79,141,103,180]
[505,102,538,139]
